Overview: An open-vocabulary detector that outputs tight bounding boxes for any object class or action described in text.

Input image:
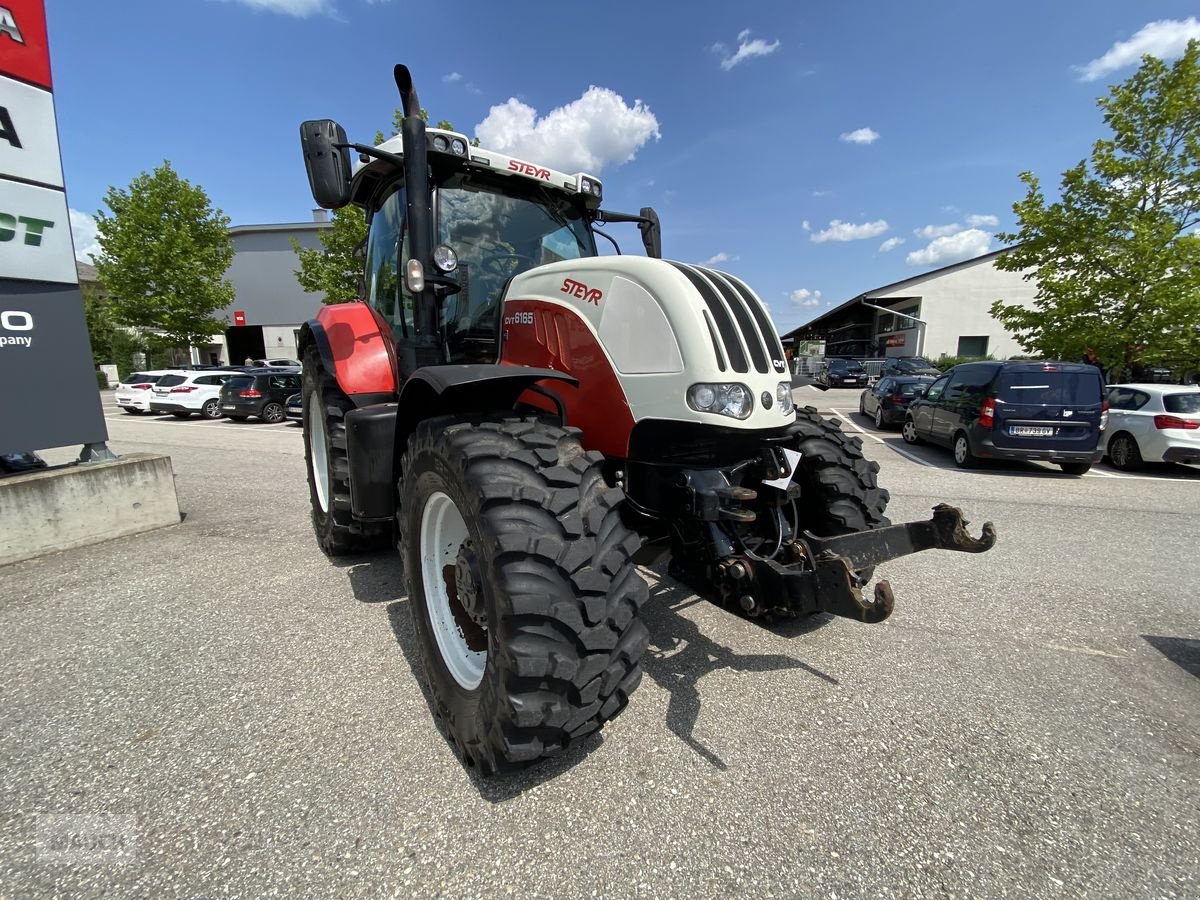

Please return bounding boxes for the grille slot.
[719,270,788,375]
[697,267,770,373]
[671,262,781,377]
[670,262,748,373]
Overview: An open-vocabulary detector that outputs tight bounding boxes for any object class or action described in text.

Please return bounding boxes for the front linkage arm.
[744,504,996,623]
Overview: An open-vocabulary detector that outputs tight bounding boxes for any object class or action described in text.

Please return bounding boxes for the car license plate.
[222,404,236,410]
[1010,425,1054,437]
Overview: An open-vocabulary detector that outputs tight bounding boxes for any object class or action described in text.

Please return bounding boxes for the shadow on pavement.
[1143,635,1200,680]
[638,570,838,771]
[337,550,601,802]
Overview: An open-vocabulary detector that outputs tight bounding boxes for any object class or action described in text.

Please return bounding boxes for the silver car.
[1104,383,1200,470]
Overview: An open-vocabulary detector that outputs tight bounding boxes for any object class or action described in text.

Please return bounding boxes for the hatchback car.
[1103,384,1200,470]
[113,369,174,415]
[881,356,942,378]
[859,376,935,428]
[902,360,1106,474]
[817,358,869,389]
[219,370,302,423]
[149,370,241,419]
[285,392,303,423]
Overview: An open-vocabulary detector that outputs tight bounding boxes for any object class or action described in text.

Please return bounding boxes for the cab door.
[909,374,949,441]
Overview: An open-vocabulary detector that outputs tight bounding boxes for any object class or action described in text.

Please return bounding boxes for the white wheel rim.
[308,396,330,513]
[955,438,967,463]
[420,491,486,690]
[903,421,915,441]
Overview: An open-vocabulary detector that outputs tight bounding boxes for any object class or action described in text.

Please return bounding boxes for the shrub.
[95,369,109,389]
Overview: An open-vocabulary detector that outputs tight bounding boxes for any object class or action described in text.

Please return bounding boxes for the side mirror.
[300,119,353,209]
[638,207,662,259]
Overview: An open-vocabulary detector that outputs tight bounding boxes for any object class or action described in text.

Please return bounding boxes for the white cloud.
[442,72,462,83]
[812,189,833,198]
[914,222,962,239]
[965,213,999,227]
[699,252,740,266]
[810,219,889,243]
[839,127,880,145]
[879,236,905,252]
[801,220,811,231]
[905,228,991,267]
[474,87,660,173]
[712,29,781,71]
[222,0,331,15]
[1076,18,1200,81]
[790,288,822,308]
[69,208,100,262]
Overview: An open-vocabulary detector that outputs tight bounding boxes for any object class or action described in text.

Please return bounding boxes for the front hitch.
[736,505,996,623]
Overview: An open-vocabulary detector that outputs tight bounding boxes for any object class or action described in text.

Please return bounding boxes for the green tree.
[991,41,1200,377]
[295,110,477,303]
[94,162,234,353]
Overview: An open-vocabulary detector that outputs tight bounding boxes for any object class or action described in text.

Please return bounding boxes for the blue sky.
[49,0,1200,333]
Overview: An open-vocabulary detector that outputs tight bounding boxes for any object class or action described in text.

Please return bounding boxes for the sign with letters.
[0,0,108,454]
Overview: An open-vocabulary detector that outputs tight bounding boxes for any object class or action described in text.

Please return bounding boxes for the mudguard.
[298,302,397,405]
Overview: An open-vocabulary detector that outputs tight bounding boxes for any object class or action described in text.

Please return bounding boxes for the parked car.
[859,376,935,428]
[219,370,302,423]
[817,358,869,389]
[881,356,942,378]
[902,360,1106,474]
[285,392,303,423]
[1103,384,1200,470]
[251,358,303,369]
[149,370,242,419]
[113,369,174,415]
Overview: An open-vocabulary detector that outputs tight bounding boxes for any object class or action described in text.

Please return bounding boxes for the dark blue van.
[901,361,1106,474]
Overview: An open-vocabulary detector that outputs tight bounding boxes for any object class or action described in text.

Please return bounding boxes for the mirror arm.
[337,143,406,168]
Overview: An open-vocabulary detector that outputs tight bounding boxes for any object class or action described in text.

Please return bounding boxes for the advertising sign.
[0,0,108,454]
[885,333,907,348]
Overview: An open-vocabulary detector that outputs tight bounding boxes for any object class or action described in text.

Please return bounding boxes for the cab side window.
[364,185,408,327]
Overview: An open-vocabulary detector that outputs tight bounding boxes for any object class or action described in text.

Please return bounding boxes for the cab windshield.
[436,174,595,360]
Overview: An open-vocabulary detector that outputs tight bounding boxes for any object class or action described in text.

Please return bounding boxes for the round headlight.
[433,135,450,152]
[777,383,791,404]
[723,384,752,418]
[591,182,601,196]
[451,138,467,156]
[432,244,458,273]
[688,384,716,410]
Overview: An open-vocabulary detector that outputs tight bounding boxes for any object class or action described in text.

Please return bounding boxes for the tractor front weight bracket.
[729,505,997,623]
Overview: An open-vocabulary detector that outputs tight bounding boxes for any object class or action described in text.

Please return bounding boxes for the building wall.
[221,226,329,327]
[868,256,1037,360]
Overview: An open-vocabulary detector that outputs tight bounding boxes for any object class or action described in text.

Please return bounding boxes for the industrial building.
[783,248,1037,361]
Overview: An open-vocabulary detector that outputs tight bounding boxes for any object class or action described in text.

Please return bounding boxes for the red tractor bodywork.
[307,302,398,400]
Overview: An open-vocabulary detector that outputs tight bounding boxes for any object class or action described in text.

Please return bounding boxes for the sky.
[46,0,1200,334]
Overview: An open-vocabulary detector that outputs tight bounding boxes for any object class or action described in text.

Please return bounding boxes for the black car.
[881,356,942,378]
[902,360,1106,474]
[218,369,301,423]
[285,392,303,424]
[817,358,869,388]
[859,376,935,428]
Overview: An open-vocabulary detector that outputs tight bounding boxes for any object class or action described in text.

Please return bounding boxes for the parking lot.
[2,389,1198,897]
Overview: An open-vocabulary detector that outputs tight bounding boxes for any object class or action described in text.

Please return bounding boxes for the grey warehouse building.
[192,214,332,366]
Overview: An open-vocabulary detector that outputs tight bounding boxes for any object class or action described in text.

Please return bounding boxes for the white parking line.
[828,409,936,468]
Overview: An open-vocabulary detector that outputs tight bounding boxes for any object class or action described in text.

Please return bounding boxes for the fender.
[341,365,578,522]
[298,302,397,405]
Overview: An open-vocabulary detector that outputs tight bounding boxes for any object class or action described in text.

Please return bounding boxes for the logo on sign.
[0,309,34,348]
[508,159,551,181]
[885,333,906,348]
[0,7,24,45]
[233,310,246,326]
[561,278,602,305]
[0,211,53,245]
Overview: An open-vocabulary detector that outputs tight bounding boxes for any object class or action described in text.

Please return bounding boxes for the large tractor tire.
[398,416,649,775]
[787,405,891,579]
[301,346,390,555]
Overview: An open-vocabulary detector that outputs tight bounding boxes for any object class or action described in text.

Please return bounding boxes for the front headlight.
[687,383,753,419]
[776,382,795,414]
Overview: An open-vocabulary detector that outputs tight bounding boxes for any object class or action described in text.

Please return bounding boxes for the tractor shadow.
[337,550,602,802]
[1142,634,1200,680]
[638,569,838,771]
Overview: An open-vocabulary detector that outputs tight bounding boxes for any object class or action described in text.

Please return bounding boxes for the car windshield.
[436,174,594,357]
[996,371,1102,405]
[830,360,864,372]
[1164,393,1200,414]
[156,374,186,387]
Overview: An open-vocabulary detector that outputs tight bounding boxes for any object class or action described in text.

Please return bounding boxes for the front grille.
[669,262,785,376]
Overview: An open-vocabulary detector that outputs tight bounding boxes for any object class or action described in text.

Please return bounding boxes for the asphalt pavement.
[1,389,1197,897]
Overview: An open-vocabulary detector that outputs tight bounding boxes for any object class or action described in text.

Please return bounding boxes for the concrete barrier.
[0,454,181,567]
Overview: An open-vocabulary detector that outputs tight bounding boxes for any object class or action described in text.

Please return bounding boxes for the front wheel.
[200,398,222,420]
[902,417,921,444]
[874,407,885,429]
[399,416,649,775]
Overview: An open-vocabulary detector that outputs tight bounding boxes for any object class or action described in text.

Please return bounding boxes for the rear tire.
[874,407,885,429]
[399,416,648,775]
[201,398,222,420]
[953,432,978,469]
[1060,462,1091,476]
[302,345,389,555]
[261,402,285,424]
[1107,433,1142,471]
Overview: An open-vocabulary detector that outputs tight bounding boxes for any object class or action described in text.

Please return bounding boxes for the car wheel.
[261,402,285,424]
[953,432,977,469]
[1108,433,1143,471]
[901,417,921,445]
[874,407,885,429]
[171,411,191,419]
[200,398,222,420]
[858,395,866,415]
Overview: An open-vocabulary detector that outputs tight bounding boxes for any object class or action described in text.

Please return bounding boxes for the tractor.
[296,66,996,775]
